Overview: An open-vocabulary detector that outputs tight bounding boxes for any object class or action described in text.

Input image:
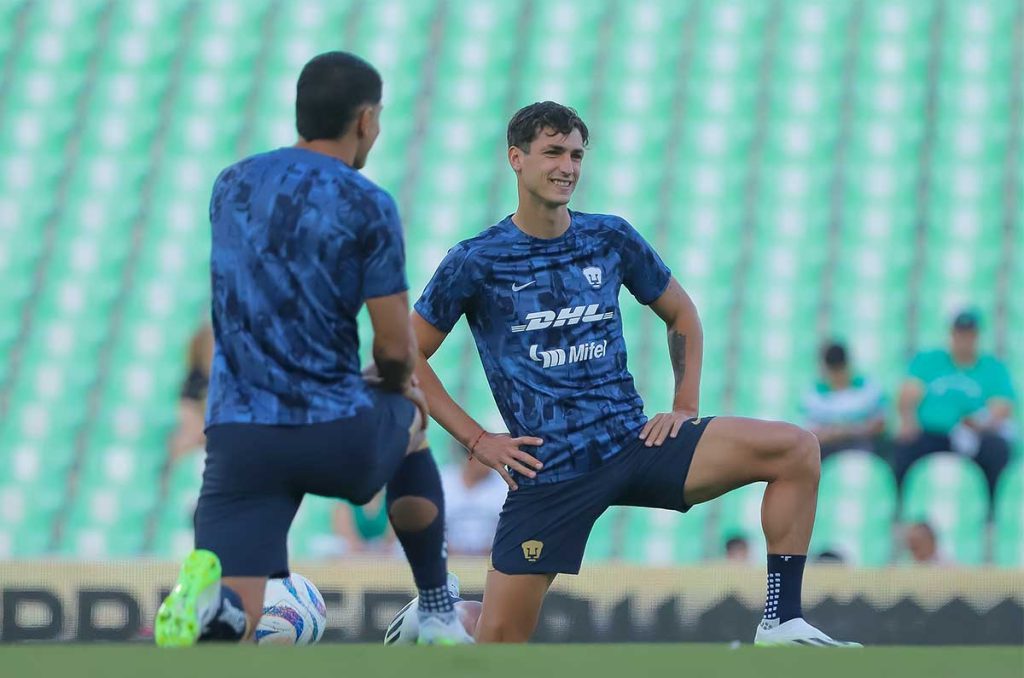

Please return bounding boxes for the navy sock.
[386,450,453,614]
[764,554,805,623]
[198,585,247,642]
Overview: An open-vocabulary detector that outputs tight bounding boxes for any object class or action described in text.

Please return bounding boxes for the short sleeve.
[414,243,476,333]
[361,191,408,299]
[907,351,931,382]
[987,359,1016,402]
[619,221,671,305]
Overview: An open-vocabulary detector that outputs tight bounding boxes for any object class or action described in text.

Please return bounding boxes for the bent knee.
[789,426,821,476]
[388,495,438,532]
[767,423,820,479]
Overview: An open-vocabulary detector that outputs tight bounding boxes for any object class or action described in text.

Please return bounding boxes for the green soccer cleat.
[154,549,223,648]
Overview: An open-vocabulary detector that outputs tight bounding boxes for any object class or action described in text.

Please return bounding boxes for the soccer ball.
[256,573,328,645]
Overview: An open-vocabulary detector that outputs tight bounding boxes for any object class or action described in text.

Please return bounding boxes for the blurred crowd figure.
[814,550,846,564]
[801,341,887,460]
[807,308,1016,495]
[724,535,750,563]
[895,310,1014,496]
[440,455,508,556]
[168,323,214,464]
[903,522,944,565]
[332,492,395,554]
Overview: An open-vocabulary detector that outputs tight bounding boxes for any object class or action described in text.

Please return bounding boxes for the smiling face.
[509,127,585,208]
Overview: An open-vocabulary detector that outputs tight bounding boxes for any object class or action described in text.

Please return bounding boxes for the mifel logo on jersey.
[521,540,544,562]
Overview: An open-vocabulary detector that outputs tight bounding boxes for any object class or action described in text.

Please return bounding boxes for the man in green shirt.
[895,310,1015,494]
[801,342,887,460]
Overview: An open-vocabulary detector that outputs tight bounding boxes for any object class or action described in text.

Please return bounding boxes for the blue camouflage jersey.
[206,147,407,426]
[414,211,671,485]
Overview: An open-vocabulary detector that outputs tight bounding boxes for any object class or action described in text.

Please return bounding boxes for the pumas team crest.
[582,266,602,289]
[521,540,544,562]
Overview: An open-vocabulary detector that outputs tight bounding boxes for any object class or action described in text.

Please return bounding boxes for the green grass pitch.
[3,644,1022,678]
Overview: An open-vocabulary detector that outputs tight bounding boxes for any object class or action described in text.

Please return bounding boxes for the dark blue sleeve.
[620,221,671,305]
[413,243,475,333]
[361,190,408,299]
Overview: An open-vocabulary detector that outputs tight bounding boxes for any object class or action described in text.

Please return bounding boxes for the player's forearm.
[415,353,485,450]
[373,352,414,391]
[666,302,703,414]
[372,325,417,391]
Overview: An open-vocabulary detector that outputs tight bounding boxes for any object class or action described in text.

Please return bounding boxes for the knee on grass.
[475,615,534,643]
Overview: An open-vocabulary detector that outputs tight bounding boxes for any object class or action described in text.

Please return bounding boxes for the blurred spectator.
[724,535,750,563]
[801,341,887,459]
[904,522,944,565]
[814,549,846,564]
[332,492,395,555]
[168,324,214,463]
[894,310,1015,494]
[440,455,508,556]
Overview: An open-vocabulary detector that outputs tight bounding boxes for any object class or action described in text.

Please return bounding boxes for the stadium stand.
[0,0,1019,565]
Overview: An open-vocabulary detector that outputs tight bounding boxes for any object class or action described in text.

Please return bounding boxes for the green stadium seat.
[14,0,105,72]
[994,460,1023,566]
[622,504,708,565]
[583,506,622,563]
[61,480,156,558]
[0,0,26,61]
[0,522,54,558]
[812,451,897,566]
[0,479,64,527]
[714,482,767,560]
[289,494,340,560]
[152,453,204,558]
[901,453,989,565]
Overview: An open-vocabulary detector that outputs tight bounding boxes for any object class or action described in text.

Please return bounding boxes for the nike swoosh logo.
[511,281,536,292]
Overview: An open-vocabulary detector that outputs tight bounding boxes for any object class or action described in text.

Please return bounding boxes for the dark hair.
[910,522,936,540]
[815,550,845,563]
[952,308,980,331]
[507,101,589,150]
[296,51,382,142]
[821,341,847,369]
[724,535,748,551]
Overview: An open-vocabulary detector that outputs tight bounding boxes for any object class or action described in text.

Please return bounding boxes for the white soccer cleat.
[754,617,862,648]
[417,611,475,646]
[384,572,465,646]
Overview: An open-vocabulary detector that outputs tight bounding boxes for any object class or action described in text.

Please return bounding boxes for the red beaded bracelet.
[467,430,486,457]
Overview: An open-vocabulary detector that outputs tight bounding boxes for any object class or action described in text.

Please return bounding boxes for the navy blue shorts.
[194,389,415,577]
[490,417,713,575]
